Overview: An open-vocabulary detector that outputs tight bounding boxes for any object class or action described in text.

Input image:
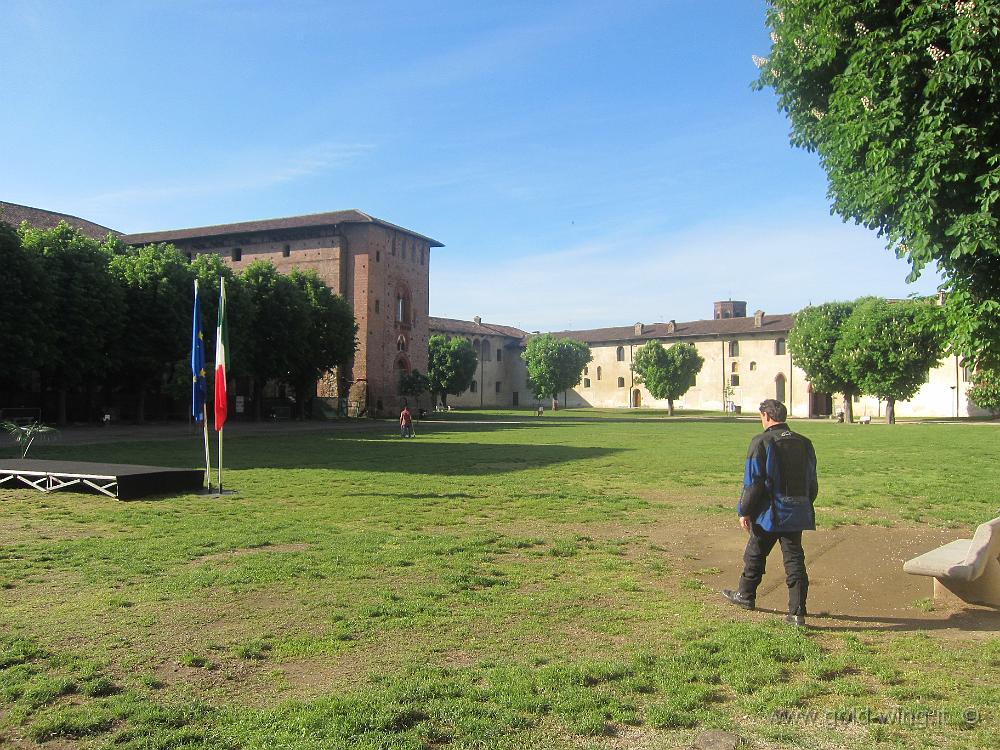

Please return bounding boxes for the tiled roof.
[545,314,795,344]
[0,201,119,240]
[122,209,443,247]
[428,317,529,340]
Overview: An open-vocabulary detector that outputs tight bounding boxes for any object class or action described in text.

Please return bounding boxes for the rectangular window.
[775,338,786,356]
[729,341,740,357]
[730,374,740,387]
[583,378,591,388]
[496,348,502,362]
[617,377,625,388]
[495,381,502,394]
[282,244,291,257]
[374,300,380,313]
[231,247,242,262]
[376,250,381,262]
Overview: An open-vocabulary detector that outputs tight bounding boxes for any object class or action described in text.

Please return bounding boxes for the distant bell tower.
[714,300,747,319]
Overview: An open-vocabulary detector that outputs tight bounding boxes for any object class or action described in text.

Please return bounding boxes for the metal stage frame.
[0,460,204,500]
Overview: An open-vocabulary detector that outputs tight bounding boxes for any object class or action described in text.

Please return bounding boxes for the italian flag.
[214,278,230,431]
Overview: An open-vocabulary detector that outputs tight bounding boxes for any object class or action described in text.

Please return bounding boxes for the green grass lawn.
[1,414,997,749]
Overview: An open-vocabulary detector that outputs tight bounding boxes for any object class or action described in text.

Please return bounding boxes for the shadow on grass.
[29,434,624,476]
[754,605,1000,633]
[226,438,623,475]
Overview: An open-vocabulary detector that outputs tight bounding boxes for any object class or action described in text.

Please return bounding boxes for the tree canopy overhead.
[757,1,1000,365]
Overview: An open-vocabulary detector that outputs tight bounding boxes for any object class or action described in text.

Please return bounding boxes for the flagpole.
[214,275,229,494]
[218,426,224,493]
[202,404,212,493]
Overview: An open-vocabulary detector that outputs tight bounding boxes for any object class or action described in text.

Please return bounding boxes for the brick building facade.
[123,210,442,414]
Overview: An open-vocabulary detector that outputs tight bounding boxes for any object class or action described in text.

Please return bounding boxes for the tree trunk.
[253,380,264,421]
[57,387,68,427]
[440,392,448,409]
[551,395,558,411]
[886,398,895,424]
[842,394,854,423]
[293,380,307,420]
[135,387,146,424]
[667,398,675,416]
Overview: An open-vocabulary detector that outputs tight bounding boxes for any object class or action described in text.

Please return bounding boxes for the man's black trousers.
[738,526,808,615]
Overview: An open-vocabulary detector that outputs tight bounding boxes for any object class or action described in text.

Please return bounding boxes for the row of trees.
[788,297,946,423]
[0,221,357,423]
[407,332,707,414]
[400,334,595,410]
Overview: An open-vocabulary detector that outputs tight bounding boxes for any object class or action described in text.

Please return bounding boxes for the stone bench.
[903,518,1000,607]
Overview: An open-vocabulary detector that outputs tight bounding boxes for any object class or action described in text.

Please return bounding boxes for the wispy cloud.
[83,141,373,208]
[431,216,945,332]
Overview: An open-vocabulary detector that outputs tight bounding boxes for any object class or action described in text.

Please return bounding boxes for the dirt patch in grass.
[191,542,312,563]
[644,516,1000,639]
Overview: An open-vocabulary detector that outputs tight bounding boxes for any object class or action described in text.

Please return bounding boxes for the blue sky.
[1,0,943,330]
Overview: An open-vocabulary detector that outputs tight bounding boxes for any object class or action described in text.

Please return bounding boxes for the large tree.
[399,369,431,410]
[19,222,124,424]
[757,1,1000,367]
[787,301,862,422]
[239,261,311,420]
[967,367,1000,416]
[522,334,592,410]
[427,335,478,409]
[835,297,945,423]
[0,222,48,389]
[108,242,194,422]
[631,341,704,416]
[286,269,358,419]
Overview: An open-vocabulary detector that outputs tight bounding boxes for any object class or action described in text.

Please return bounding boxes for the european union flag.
[191,279,207,421]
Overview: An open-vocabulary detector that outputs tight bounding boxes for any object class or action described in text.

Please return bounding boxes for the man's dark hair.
[759,399,787,423]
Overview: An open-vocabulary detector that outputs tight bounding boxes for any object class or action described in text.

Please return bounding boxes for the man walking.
[722,399,818,626]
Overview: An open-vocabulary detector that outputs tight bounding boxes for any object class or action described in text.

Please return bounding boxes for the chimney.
[634,322,644,336]
[474,316,482,326]
[666,320,676,334]
[754,310,765,328]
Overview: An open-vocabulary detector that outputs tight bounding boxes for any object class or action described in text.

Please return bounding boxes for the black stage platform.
[0,459,204,500]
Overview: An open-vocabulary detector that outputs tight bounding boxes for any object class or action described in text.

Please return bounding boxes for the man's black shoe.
[722,589,755,610]
[784,613,806,627]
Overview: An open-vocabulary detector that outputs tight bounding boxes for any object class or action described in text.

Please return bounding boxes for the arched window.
[597,366,602,381]
[616,346,625,362]
[617,377,625,388]
[749,361,757,371]
[731,362,739,373]
[397,335,407,352]
[584,366,589,376]
[481,339,491,362]
[395,354,411,375]
[729,341,740,357]
[775,373,786,402]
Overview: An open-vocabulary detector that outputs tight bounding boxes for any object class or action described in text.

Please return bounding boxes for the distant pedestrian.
[722,399,818,626]
[400,406,413,438]
[536,405,544,417]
